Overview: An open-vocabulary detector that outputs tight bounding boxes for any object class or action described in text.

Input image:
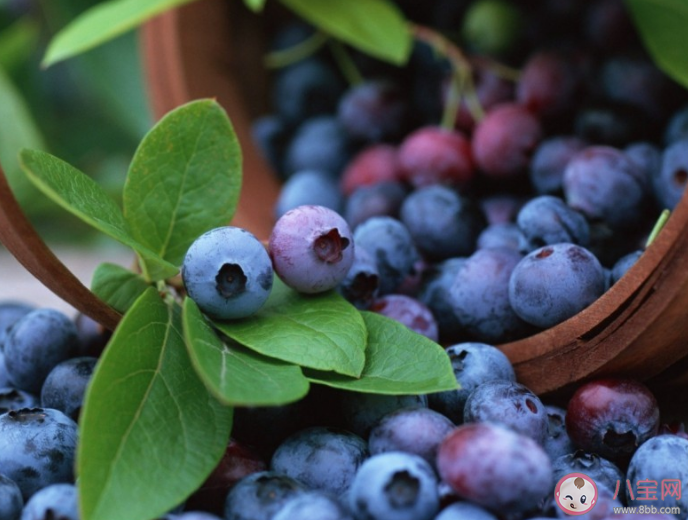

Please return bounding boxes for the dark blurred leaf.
[243,0,266,12]
[0,16,40,73]
[626,0,688,88]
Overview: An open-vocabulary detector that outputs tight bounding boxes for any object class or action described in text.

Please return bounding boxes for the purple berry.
[529,136,586,195]
[565,379,660,465]
[543,405,576,461]
[269,205,354,294]
[370,294,439,341]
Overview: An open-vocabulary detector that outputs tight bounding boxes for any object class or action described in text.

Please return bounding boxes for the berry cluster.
[252,0,688,345]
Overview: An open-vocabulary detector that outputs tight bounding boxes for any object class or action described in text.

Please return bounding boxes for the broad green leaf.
[183,298,310,406]
[123,99,241,267]
[43,0,197,67]
[91,262,151,313]
[215,277,367,377]
[305,311,458,394]
[78,288,233,520]
[243,0,267,12]
[0,16,40,73]
[0,69,51,215]
[626,0,688,88]
[19,149,178,281]
[279,0,411,65]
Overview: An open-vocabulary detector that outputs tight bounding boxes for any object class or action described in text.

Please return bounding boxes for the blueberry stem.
[441,69,464,130]
[645,209,671,248]
[328,40,364,86]
[0,162,121,330]
[263,30,329,69]
[410,23,484,124]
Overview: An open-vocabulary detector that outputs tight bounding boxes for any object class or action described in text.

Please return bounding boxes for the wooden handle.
[0,163,122,330]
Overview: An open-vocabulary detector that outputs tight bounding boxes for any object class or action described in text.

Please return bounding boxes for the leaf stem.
[409,23,485,126]
[264,31,329,69]
[441,69,464,130]
[328,40,364,86]
[645,209,671,248]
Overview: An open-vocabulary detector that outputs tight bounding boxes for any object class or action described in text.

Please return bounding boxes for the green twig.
[645,209,671,248]
[441,69,464,130]
[328,40,364,86]
[264,31,329,69]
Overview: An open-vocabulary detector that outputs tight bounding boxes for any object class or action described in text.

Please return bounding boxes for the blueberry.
[543,405,575,461]
[269,205,355,294]
[353,217,420,296]
[472,103,543,179]
[19,483,77,520]
[508,243,606,329]
[270,427,368,496]
[416,259,466,343]
[348,452,439,520]
[344,181,408,230]
[479,194,526,225]
[434,502,499,520]
[272,491,352,520]
[0,388,38,414]
[565,379,660,466]
[368,407,454,468]
[428,342,515,424]
[251,115,291,177]
[338,392,428,439]
[224,471,306,520]
[665,104,688,145]
[73,312,111,358]
[170,513,223,520]
[563,146,648,230]
[370,295,439,341]
[552,451,624,496]
[0,473,23,520]
[285,116,355,177]
[437,422,552,513]
[625,141,661,194]
[182,227,273,320]
[398,126,474,188]
[0,408,78,500]
[450,247,533,343]
[338,80,409,143]
[530,136,586,195]
[516,195,590,252]
[340,145,404,196]
[550,485,622,519]
[610,249,643,285]
[0,353,9,389]
[463,380,548,444]
[337,247,380,310]
[400,185,486,260]
[273,60,345,126]
[40,357,97,421]
[3,309,78,394]
[574,102,648,147]
[656,138,688,210]
[626,435,688,513]
[0,302,34,349]
[275,170,344,219]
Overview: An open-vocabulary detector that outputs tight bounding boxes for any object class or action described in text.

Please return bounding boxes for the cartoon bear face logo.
[555,473,597,515]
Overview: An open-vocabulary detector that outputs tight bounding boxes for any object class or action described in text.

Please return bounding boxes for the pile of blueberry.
[2,294,687,519]
[252,0,688,345]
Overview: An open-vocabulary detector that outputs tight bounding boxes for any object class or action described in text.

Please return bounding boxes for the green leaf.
[123,99,242,267]
[0,16,40,73]
[279,0,411,65]
[182,298,310,406]
[214,277,367,377]
[305,311,458,394]
[91,263,151,313]
[243,0,267,12]
[626,0,688,88]
[19,149,178,281]
[0,69,51,216]
[43,0,198,67]
[78,288,233,520]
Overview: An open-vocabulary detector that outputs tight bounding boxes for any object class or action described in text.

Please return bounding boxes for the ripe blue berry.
[182,226,273,320]
[337,247,380,310]
[0,408,78,500]
[40,357,97,421]
[270,427,368,496]
[543,405,575,461]
[224,471,306,520]
[371,295,439,341]
[508,243,606,329]
[3,309,78,394]
[435,502,498,520]
[275,170,344,219]
[552,451,624,496]
[515,195,590,252]
[20,483,78,520]
[0,388,37,414]
[348,452,439,520]
[269,205,354,294]
[272,491,352,520]
[0,473,22,520]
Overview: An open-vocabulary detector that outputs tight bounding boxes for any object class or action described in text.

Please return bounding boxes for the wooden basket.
[140,0,688,401]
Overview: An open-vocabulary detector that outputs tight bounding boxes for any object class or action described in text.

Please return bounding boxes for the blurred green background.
[0,0,151,245]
